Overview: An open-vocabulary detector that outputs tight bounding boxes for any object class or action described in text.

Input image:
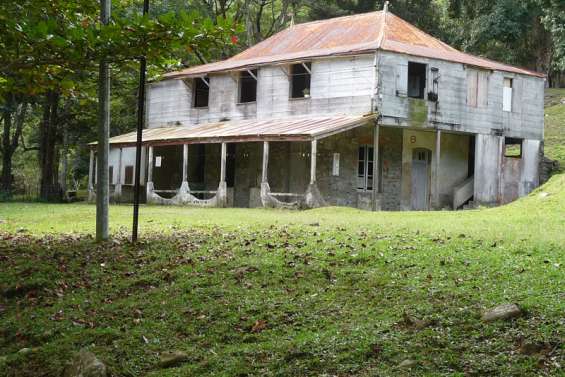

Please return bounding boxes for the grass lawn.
[0,174,564,376]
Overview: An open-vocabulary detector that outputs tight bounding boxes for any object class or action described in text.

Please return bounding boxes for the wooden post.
[220,142,227,182]
[262,141,269,183]
[147,146,154,182]
[435,129,441,209]
[88,149,95,189]
[310,140,317,184]
[372,123,380,211]
[182,144,188,182]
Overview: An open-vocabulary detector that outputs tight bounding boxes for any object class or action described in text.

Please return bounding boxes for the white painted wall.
[107,147,147,185]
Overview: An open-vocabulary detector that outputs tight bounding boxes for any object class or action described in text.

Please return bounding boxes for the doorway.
[411,148,431,210]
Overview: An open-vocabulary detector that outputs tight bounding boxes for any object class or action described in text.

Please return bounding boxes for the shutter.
[395,63,408,97]
[466,70,478,107]
[477,71,489,107]
[503,78,513,112]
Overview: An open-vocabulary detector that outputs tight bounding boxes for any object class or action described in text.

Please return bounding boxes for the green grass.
[0,175,564,377]
[544,88,565,170]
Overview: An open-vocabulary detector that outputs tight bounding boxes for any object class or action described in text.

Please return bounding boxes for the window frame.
[238,69,258,104]
[407,62,427,99]
[504,137,522,158]
[357,145,374,192]
[193,77,210,108]
[289,62,312,99]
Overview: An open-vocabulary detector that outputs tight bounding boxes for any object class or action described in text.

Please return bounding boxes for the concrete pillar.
[182,144,188,183]
[435,129,441,209]
[147,146,154,183]
[220,142,227,183]
[310,139,317,185]
[262,141,269,184]
[372,123,380,211]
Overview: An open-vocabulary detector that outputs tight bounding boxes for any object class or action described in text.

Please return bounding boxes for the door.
[411,148,431,210]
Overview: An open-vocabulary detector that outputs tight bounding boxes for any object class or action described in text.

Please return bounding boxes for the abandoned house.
[88,8,545,211]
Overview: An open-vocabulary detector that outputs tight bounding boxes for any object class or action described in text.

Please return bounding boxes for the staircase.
[452,176,474,210]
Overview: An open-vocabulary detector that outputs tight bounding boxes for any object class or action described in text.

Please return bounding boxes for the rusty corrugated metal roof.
[164,11,543,79]
[92,115,375,147]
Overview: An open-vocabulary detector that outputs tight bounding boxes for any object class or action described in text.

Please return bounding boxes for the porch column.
[88,149,95,201]
[146,145,154,201]
[262,141,269,184]
[372,123,380,211]
[182,144,188,183]
[216,142,228,207]
[310,139,317,185]
[147,146,154,182]
[115,147,123,199]
[435,129,441,209]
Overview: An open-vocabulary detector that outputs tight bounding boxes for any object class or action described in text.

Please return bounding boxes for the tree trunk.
[39,91,62,202]
[59,125,68,198]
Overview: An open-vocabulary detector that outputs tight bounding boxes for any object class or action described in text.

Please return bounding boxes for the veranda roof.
[91,115,375,147]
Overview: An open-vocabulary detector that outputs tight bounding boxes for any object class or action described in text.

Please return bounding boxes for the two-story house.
[88,8,545,211]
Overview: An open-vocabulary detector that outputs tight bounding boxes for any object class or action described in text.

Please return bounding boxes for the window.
[239,70,257,103]
[108,166,114,184]
[357,145,374,191]
[193,77,209,108]
[408,62,426,99]
[504,137,522,158]
[290,63,311,98]
[124,165,134,185]
[503,78,513,112]
[467,69,489,107]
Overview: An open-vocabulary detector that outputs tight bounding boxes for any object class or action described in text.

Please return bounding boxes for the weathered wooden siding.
[147,55,375,127]
[377,51,544,140]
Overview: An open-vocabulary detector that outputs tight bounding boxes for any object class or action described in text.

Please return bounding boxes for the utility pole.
[96,0,111,241]
[132,0,150,243]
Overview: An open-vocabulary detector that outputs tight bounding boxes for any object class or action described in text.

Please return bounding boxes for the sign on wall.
[155,156,162,167]
[332,153,340,176]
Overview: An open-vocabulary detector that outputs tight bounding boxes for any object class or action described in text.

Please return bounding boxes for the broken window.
[193,77,209,108]
[239,70,257,103]
[290,63,311,99]
[108,166,114,184]
[407,62,426,99]
[467,69,489,107]
[503,78,513,112]
[124,165,134,185]
[504,137,522,158]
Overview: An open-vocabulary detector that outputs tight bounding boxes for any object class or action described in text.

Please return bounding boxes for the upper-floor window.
[503,77,513,112]
[290,62,311,99]
[193,77,209,108]
[467,69,489,108]
[239,70,257,103]
[408,62,426,99]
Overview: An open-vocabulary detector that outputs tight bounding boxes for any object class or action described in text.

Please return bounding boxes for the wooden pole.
[310,139,317,185]
[262,141,269,183]
[372,123,380,211]
[220,143,227,182]
[435,129,441,209]
[96,0,111,242]
[182,144,188,182]
[132,0,150,242]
